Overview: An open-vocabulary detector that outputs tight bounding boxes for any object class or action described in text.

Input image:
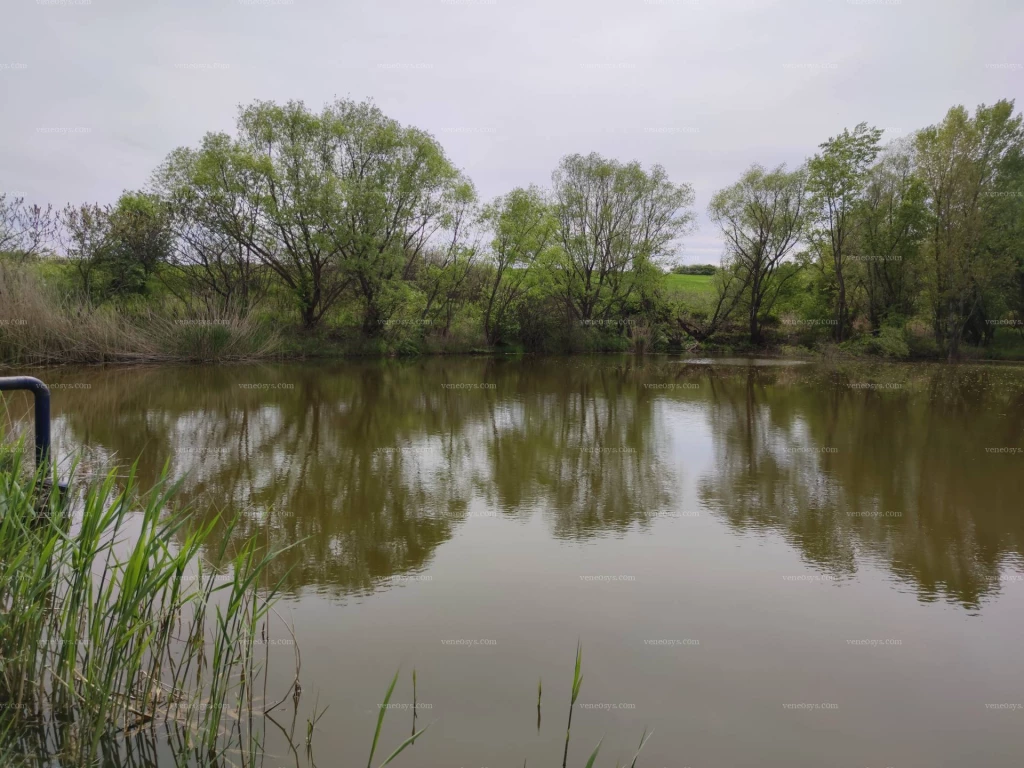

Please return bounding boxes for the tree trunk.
[301,303,317,330]
[835,274,847,342]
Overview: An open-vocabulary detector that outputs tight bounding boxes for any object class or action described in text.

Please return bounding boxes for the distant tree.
[673,256,747,342]
[480,186,557,345]
[102,192,171,299]
[854,141,927,330]
[0,194,55,261]
[915,100,1024,358]
[992,135,1024,334]
[807,123,884,341]
[709,164,808,344]
[670,264,717,275]
[417,181,481,335]
[550,153,695,325]
[157,100,467,332]
[57,202,111,298]
[160,175,269,314]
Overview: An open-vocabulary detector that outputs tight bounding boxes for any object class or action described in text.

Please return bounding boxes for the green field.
[664,272,715,294]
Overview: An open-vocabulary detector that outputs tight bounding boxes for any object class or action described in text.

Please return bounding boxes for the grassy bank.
[3,260,1024,364]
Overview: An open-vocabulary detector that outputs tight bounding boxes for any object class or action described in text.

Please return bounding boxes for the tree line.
[2,97,1022,359]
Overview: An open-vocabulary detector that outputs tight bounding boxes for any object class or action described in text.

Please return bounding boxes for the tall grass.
[0,431,651,766]
[0,439,288,766]
[0,263,278,363]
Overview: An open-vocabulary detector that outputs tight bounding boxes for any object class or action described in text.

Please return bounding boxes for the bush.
[845,325,911,359]
[670,264,717,276]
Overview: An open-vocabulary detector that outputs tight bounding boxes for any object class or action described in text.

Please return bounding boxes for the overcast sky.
[2,0,1022,262]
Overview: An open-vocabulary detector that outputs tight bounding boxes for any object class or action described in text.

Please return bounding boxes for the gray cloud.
[2,0,1021,261]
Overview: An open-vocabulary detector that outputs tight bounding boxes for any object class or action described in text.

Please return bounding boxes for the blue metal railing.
[0,376,52,471]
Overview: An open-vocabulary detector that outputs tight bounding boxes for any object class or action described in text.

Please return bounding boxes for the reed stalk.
[0,439,289,766]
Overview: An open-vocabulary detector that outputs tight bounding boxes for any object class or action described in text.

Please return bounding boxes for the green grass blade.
[572,641,582,703]
[377,722,432,767]
[368,669,400,768]
[629,727,653,768]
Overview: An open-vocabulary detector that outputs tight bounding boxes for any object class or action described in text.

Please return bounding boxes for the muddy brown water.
[3,356,1024,767]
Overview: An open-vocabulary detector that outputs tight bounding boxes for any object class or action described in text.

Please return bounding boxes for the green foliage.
[7,96,1024,362]
[156,99,468,332]
[853,140,928,329]
[670,263,717,275]
[845,325,911,359]
[807,122,884,340]
[0,261,278,363]
[709,163,807,344]
[481,186,557,344]
[914,100,1024,358]
[363,669,430,768]
[550,152,695,326]
[103,191,172,300]
[55,193,171,303]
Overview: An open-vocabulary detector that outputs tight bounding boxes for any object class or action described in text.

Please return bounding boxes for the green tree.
[102,192,171,300]
[550,153,694,326]
[57,202,111,299]
[914,100,1024,358]
[709,164,808,344]
[415,180,480,336]
[995,151,1024,333]
[161,192,269,315]
[673,255,747,342]
[854,140,928,330]
[807,123,884,341]
[480,186,556,345]
[157,100,466,332]
[0,194,54,262]
[322,100,468,335]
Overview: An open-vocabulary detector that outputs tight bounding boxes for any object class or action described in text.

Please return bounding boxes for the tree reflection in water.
[7,357,1023,608]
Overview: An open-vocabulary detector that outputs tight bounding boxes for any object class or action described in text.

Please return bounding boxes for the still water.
[5,356,1024,767]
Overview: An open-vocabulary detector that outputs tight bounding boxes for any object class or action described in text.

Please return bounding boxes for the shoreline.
[4,345,1024,371]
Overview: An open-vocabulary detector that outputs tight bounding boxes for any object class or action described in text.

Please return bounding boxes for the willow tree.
[914,100,1024,358]
[322,99,470,334]
[156,99,467,332]
[806,122,883,341]
[416,180,481,336]
[480,186,556,345]
[159,182,268,315]
[709,164,807,345]
[854,141,927,330]
[550,153,694,326]
[156,117,347,329]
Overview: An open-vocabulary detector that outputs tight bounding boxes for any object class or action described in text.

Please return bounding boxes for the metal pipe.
[0,376,52,471]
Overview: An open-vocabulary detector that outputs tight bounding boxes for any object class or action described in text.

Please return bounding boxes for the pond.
[5,356,1024,767]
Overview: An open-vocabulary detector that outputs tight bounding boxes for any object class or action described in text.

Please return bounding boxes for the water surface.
[4,356,1024,767]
